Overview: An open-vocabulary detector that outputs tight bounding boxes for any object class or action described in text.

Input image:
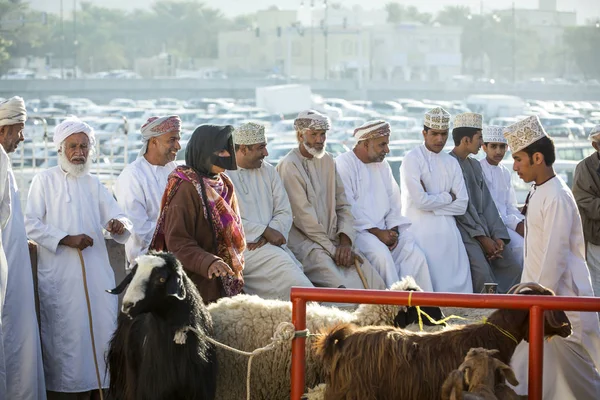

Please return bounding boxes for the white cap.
[424,107,451,130]
[233,122,267,145]
[453,112,483,129]
[482,125,507,144]
[503,116,548,153]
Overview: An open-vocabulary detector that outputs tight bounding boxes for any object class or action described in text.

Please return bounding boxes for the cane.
[77,249,105,400]
[353,256,369,289]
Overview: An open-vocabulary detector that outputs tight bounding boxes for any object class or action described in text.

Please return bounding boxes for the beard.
[303,140,325,159]
[58,150,92,177]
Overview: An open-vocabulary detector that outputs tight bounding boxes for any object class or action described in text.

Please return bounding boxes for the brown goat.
[313,283,571,400]
[441,348,519,400]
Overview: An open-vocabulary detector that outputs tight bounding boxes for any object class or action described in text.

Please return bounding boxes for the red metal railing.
[290,287,600,400]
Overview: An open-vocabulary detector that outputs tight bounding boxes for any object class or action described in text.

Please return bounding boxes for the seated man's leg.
[303,247,386,290]
[352,251,387,290]
[490,243,523,294]
[506,228,524,267]
[462,237,496,293]
[354,231,398,287]
[243,244,314,300]
[393,231,434,291]
[302,247,348,288]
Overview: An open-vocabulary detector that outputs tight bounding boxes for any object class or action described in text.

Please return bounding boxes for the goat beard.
[58,150,92,177]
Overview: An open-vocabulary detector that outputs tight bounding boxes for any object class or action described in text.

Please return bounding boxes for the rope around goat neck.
[180,321,300,400]
[408,292,519,345]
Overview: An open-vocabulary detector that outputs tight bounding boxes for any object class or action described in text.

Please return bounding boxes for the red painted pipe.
[289,287,600,400]
[290,297,307,400]
[529,306,545,400]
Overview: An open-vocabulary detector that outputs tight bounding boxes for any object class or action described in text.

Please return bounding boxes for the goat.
[441,348,520,400]
[105,251,217,400]
[314,282,572,400]
[207,276,446,400]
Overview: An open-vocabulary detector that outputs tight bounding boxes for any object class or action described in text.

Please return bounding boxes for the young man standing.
[400,107,472,293]
[449,113,522,293]
[479,125,525,266]
[505,116,600,399]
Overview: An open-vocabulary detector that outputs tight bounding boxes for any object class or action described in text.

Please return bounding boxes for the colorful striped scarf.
[151,166,245,297]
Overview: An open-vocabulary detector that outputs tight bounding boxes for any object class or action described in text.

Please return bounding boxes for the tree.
[385,3,430,24]
[435,5,471,26]
[563,26,600,79]
[384,2,403,24]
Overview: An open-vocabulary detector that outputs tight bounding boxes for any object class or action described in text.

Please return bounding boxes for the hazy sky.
[27,0,600,24]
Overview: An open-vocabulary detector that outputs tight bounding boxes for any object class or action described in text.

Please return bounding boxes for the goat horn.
[507,282,550,295]
[106,265,137,295]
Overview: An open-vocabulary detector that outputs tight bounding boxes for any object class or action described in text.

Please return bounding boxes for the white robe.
[0,146,10,398]
[25,166,132,393]
[400,144,472,293]
[510,176,600,399]
[226,162,313,300]
[2,168,46,400]
[480,158,524,266]
[335,151,433,290]
[114,157,176,267]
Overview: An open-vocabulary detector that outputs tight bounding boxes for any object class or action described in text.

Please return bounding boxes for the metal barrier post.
[291,297,307,400]
[529,306,545,400]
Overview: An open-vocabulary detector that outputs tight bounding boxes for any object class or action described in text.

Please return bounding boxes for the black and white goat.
[106,251,217,400]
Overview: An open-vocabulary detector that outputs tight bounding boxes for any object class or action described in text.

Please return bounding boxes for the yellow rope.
[413,306,520,345]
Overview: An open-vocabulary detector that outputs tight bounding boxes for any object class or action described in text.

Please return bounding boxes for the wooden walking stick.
[354,256,369,289]
[77,249,105,400]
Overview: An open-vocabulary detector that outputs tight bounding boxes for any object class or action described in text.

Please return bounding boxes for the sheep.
[301,383,327,400]
[440,348,520,400]
[207,276,446,400]
[313,282,572,400]
[105,251,217,400]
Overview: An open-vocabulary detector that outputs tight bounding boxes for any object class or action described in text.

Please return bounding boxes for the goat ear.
[106,265,137,294]
[495,360,519,386]
[462,366,471,386]
[393,309,409,328]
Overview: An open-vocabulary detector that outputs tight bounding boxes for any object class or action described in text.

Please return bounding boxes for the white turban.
[0,96,27,127]
[588,124,600,141]
[138,115,181,158]
[53,117,95,148]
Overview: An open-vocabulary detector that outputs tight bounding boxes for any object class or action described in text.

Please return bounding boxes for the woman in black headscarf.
[151,125,246,303]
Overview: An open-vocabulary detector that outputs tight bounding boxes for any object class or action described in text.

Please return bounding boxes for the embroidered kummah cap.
[482,125,507,144]
[294,109,331,131]
[233,122,267,145]
[503,115,548,153]
[423,107,451,130]
[353,120,391,142]
[588,124,600,141]
[453,112,483,130]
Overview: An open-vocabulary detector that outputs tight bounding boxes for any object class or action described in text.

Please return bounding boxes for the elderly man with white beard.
[25,118,132,400]
[0,96,46,400]
[276,110,386,290]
